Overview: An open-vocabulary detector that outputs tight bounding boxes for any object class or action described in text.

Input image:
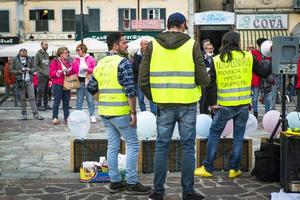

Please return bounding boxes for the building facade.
[0,0,190,45]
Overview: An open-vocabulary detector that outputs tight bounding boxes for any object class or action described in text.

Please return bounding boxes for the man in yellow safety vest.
[139,12,210,200]
[87,32,151,195]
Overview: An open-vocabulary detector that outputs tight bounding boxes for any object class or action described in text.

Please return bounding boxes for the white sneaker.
[90,115,97,123]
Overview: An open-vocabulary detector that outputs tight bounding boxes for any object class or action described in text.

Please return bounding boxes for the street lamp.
[80,0,83,44]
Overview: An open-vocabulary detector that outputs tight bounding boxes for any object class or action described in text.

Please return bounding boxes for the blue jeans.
[264,91,272,113]
[154,105,197,195]
[101,115,139,184]
[271,76,281,110]
[76,82,95,116]
[137,86,157,114]
[203,105,249,172]
[0,83,19,106]
[251,87,259,113]
[52,84,71,119]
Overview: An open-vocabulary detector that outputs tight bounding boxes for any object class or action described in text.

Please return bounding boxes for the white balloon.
[245,113,258,136]
[173,122,180,139]
[68,110,91,139]
[287,111,300,129]
[196,114,213,137]
[260,40,272,57]
[137,111,157,140]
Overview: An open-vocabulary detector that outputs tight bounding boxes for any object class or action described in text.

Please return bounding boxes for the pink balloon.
[222,119,233,137]
[262,110,281,134]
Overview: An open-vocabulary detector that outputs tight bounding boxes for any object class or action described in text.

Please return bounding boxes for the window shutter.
[89,9,100,32]
[48,10,54,20]
[160,8,166,20]
[141,8,147,19]
[130,9,136,20]
[118,9,123,31]
[160,8,166,29]
[0,11,9,32]
[29,10,36,20]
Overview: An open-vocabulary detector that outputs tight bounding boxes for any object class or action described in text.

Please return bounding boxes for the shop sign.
[236,14,288,29]
[194,11,235,25]
[131,19,162,30]
[0,37,19,45]
[75,31,161,41]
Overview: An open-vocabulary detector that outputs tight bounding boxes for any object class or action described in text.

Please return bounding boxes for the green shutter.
[141,8,147,19]
[48,10,54,20]
[29,10,36,20]
[118,9,123,31]
[130,9,136,20]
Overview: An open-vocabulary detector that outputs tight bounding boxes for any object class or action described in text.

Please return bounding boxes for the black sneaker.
[22,114,27,120]
[183,191,205,200]
[148,190,163,200]
[37,106,46,111]
[108,182,127,193]
[44,105,52,110]
[125,182,151,195]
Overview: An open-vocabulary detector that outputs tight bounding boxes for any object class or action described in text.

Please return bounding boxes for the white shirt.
[20,57,31,82]
[78,54,89,78]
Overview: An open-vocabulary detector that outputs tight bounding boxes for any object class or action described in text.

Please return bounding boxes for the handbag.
[63,74,80,90]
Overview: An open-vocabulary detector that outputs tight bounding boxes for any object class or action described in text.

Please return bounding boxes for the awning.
[237,30,289,50]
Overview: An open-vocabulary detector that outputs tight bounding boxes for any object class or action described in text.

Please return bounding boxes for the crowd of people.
[1,11,300,200]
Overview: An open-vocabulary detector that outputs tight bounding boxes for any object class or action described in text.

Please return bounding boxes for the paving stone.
[105,194,123,200]
[5,187,23,196]
[238,192,258,198]
[69,193,90,200]
[43,186,67,193]
[34,194,66,200]
[243,183,262,189]
[54,183,87,190]
[217,181,238,186]
[124,196,140,200]
[165,193,181,200]
[255,185,280,194]
[220,197,241,200]
[235,179,254,185]
[24,189,44,194]
[201,187,247,196]
[79,187,108,194]
[201,180,217,187]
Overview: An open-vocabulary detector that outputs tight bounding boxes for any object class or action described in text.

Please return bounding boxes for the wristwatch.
[130,111,137,115]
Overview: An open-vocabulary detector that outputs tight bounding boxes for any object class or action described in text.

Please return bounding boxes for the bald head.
[140,39,148,53]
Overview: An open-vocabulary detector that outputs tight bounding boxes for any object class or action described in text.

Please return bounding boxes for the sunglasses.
[76,48,82,51]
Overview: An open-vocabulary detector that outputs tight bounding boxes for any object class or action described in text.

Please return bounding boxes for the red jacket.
[296,56,300,89]
[251,50,262,87]
[3,62,16,85]
[49,58,74,86]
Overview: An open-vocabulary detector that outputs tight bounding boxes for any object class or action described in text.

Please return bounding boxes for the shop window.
[147,8,160,19]
[118,8,136,31]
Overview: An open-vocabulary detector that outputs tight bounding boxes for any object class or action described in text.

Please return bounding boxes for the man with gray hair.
[35,41,51,111]
[11,48,43,120]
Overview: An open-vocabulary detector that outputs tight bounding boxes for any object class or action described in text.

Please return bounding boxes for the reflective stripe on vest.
[93,55,130,116]
[149,39,201,104]
[214,51,253,106]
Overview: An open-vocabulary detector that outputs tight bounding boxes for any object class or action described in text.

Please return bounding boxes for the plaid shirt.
[87,52,136,97]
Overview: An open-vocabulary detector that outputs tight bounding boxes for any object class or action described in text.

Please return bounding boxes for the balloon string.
[82,138,86,162]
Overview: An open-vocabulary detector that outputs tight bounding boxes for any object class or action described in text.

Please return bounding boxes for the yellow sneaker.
[228,169,242,178]
[194,166,213,177]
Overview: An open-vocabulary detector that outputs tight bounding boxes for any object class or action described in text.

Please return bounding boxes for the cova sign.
[236,14,288,29]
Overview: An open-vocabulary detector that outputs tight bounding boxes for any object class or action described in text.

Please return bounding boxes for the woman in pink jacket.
[72,44,97,123]
[49,47,74,125]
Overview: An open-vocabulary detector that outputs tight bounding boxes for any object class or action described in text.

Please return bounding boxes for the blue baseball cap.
[167,12,188,29]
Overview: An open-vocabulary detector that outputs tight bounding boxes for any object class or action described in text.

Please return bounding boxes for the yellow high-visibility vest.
[149,39,201,104]
[93,55,130,116]
[214,51,253,106]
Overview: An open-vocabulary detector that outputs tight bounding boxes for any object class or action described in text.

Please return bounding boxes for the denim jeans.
[271,75,281,110]
[52,84,71,119]
[76,82,95,116]
[251,87,259,113]
[137,86,157,114]
[154,105,197,195]
[264,91,272,113]
[203,105,249,173]
[101,115,139,184]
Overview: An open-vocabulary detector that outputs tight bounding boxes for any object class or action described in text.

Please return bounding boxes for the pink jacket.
[49,58,74,86]
[72,55,97,75]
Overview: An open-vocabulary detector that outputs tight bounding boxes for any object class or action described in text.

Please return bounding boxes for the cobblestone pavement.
[0,98,291,199]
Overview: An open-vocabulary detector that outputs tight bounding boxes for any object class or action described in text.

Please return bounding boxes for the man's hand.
[130,113,137,127]
[210,105,222,113]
